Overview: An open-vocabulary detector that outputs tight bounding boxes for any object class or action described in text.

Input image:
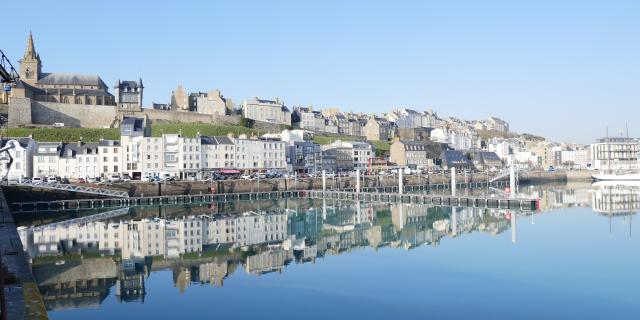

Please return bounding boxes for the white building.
[430,128,479,151]
[33,142,62,177]
[201,136,236,170]
[98,140,122,178]
[58,142,100,179]
[242,97,291,126]
[590,137,639,171]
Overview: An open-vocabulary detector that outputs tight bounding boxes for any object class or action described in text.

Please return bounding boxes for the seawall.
[0,188,47,319]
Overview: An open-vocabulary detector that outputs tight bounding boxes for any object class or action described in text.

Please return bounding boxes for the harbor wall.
[0,188,48,319]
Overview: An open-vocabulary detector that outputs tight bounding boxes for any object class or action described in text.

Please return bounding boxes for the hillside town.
[1,33,639,183]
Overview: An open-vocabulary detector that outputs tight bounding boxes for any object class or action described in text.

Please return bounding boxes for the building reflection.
[16,182,640,311]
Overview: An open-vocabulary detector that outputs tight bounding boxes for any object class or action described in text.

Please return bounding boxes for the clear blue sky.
[4,0,639,143]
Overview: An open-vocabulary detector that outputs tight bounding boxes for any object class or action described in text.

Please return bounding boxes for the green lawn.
[5,127,120,142]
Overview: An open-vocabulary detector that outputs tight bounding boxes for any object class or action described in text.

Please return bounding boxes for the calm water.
[16,182,640,319]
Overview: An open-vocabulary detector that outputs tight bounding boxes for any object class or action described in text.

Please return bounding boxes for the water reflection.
[14,181,640,313]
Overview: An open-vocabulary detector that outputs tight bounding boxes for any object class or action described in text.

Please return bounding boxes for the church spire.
[24,32,38,60]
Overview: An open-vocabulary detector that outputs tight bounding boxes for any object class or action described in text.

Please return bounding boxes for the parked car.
[86,177,98,183]
[241,174,252,180]
[77,177,86,184]
[108,175,122,183]
[122,175,132,182]
[60,177,70,184]
[32,176,44,183]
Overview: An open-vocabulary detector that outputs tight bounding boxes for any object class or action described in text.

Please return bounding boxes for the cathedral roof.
[38,73,108,88]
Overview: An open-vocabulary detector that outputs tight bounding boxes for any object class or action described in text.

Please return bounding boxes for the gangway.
[29,208,130,232]
[13,181,130,198]
[0,49,19,83]
[490,167,521,183]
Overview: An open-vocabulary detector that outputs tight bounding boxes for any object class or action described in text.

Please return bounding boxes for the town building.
[58,141,101,179]
[200,136,236,170]
[321,140,374,172]
[98,140,122,178]
[386,108,425,129]
[389,140,444,169]
[33,142,63,177]
[242,97,291,126]
[114,79,143,112]
[188,89,232,115]
[590,137,639,171]
[363,116,395,141]
[471,151,503,171]
[486,116,510,132]
[438,150,474,171]
[170,85,189,111]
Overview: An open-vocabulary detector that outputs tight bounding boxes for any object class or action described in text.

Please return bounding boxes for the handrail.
[13,182,129,198]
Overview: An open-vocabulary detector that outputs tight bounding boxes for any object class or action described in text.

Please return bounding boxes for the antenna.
[626,122,629,138]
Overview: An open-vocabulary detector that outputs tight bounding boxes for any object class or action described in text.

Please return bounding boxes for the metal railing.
[13,181,129,198]
[30,207,130,232]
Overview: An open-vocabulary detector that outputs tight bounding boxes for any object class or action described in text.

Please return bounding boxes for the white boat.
[591,172,640,181]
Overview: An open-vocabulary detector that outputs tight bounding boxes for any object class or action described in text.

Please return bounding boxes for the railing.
[13,181,129,198]
[30,208,130,232]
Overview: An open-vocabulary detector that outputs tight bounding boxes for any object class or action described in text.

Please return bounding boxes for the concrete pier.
[0,189,47,319]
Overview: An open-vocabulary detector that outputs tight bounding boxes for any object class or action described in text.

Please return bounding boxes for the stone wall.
[31,100,117,127]
[7,97,32,127]
[8,97,117,128]
[141,108,240,125]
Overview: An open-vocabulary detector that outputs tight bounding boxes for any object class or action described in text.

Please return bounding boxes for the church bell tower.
[18,32,42,85]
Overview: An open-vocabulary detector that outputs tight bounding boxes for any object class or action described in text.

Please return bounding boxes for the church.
[12,32,115,106]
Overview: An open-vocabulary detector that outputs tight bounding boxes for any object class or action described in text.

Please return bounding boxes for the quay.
[0,190,47,320]
[9,185,537,213]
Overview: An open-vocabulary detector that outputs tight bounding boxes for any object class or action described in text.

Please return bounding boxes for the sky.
[4,0,639,143]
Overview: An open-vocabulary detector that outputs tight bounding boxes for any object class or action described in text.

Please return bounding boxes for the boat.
[591,172,640,181]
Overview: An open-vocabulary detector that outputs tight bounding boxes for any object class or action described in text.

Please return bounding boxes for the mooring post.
[322,170,326,192]
[509,165,516,198]
[398,169,403,195]
[451,167,456,196]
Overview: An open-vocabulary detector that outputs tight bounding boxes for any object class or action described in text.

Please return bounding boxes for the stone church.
[12,32,114,105]
[9,33,118,128]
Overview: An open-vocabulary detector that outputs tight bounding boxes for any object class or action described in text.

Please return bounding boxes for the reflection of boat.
[592,180,640,188]
[590,182,640,216]
[591,172,640,181]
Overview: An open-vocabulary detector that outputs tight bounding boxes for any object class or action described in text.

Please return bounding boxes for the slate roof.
[439,150,473,167]
[38,73,108,88]
[200,136,234,145]
[34,142,62,156]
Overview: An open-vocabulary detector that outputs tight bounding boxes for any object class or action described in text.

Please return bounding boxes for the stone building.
[170,85,189,111]
[242,97,291,126]
[363,116,395,141]
[188,89,233,115]
[471,151,503,171]
[114,79,144,112]
[389,140,444,169]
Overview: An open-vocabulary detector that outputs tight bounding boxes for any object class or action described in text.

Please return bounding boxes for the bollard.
[451,167,456,196]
